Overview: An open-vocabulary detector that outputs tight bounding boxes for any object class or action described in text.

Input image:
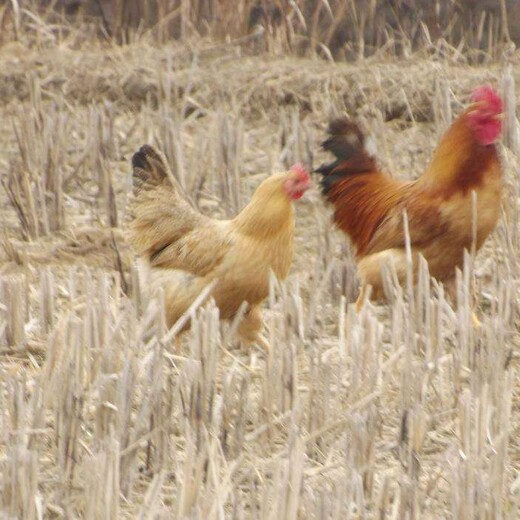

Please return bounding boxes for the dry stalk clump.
[0,274,28,348]
[6,77,67,239]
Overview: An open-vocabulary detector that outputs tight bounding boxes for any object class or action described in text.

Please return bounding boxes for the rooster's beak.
[468,100,486,114]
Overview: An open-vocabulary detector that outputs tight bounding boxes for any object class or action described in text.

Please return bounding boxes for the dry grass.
[1,0,518,59]
[1,6,520,519]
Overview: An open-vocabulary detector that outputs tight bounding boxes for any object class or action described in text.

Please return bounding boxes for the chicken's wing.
[127,145,231,276]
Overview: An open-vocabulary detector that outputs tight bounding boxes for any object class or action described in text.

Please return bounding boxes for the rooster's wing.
[363,190,449,256]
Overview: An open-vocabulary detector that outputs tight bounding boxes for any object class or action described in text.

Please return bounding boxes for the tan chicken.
[126,145,310,348]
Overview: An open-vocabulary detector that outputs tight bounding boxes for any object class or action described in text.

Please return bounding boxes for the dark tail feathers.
[131,144,171,195]
[314,117,374,195]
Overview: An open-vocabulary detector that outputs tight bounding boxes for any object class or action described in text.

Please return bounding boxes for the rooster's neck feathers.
[419,111,499,195]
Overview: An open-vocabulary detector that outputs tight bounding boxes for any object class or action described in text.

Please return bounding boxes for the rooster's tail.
[315,117,376,195]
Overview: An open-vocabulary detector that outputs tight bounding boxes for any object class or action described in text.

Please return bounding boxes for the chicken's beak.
[288,164,311,189]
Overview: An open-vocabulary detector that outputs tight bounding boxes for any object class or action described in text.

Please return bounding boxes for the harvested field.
[1,5,520,519]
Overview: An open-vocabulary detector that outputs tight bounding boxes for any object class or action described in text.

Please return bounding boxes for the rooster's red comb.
[470,85,503,114]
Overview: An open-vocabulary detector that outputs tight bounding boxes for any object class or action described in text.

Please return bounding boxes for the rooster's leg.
[355,285,367,313]
[445,277,482,328]
[471,311,482,328]
[471,280,482,328]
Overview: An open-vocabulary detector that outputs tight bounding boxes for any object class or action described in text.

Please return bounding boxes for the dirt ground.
[1,34,520,519]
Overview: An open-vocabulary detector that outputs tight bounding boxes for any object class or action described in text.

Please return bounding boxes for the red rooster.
[316,86,503,316]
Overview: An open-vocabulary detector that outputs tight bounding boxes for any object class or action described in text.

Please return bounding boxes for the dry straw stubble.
[0,2,520,519]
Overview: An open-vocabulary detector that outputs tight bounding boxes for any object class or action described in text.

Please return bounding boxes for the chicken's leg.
[237,306,271,352]
[254,334,271,352]
[175,335,182,352]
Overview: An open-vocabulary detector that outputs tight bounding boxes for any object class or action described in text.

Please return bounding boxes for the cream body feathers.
[126,145,307,343]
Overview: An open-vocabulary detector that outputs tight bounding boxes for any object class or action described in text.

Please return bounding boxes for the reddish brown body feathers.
[316,86,503,303]
[326,173,413,256]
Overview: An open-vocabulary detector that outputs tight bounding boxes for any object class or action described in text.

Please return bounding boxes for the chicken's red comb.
[290,163,311,180]
[470,85,503,114]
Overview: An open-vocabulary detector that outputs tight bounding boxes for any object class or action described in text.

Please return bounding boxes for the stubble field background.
[1,2,520,518]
